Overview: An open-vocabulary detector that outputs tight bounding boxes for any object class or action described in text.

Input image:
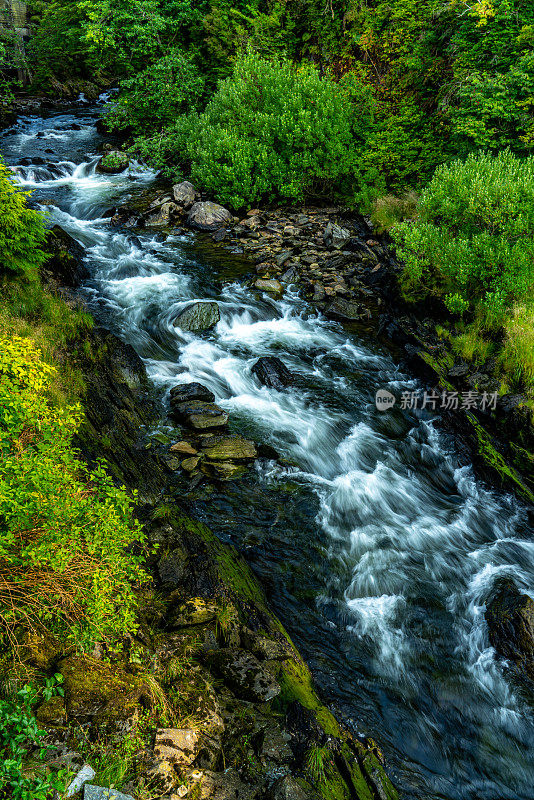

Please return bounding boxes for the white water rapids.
[3,107,534,800]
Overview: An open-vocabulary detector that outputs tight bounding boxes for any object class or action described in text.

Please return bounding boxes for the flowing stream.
[3,101,534,800]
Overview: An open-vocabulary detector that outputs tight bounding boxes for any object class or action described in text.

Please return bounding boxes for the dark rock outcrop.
[42,225,90,287]
[486,579,534,682]
[252,356,295,390]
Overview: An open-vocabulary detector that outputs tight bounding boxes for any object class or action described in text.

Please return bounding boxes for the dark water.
[3,100,534,800]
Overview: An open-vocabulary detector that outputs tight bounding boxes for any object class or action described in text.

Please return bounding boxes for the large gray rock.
[188,201,233,231]
[173,302,220,332]
[324,221,350,250]
[172,180,196,209]
[486,579,534,682]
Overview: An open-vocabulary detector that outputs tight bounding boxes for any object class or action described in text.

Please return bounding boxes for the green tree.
[0,159,48,279]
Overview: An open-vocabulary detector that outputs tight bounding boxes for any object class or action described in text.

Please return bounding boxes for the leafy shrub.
[371,190,419,232]
[134,51,377,208]
[392,149,534,321]
[0,333,147,651]
[500,303,534,391]
[0,683,67,800]
[0,159,48,279]
[104,48,205,134]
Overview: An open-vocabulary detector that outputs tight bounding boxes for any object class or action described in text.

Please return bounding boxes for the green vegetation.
[393,150,534,396]
[133,51,377,206]
[0,682,67,799]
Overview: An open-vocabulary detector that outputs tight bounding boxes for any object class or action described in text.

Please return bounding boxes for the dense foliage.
[0,160,47,278]
[0,682,67,800]
[133,51,377,206]
[0,332,147,650]
[393,150,534,391]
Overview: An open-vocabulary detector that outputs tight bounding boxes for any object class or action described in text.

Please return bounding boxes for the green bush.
[392,149,534,321]
[105,48,205,133]
[0,159,48,279]
[134,51,377,208]
[0,682,68,800]
[0,333,147,651]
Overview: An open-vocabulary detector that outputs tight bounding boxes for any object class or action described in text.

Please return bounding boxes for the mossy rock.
[96,151,130,174]
[58,655,148,727]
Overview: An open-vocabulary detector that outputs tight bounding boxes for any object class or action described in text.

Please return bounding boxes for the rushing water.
[3,102,534,800]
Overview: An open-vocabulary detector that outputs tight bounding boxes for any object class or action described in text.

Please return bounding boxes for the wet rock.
[154,728,199,767]
[200,435,257,461]
[281,266,299,283]
[275,250,293,266]
[207,648,280,702]
[182,455,201,472]
[96,151,129,174]
[170,441,198,456]
[172,400,228,430]
[170,383,216,405]
[259,723,293,763]
[324,222,350,250]
[173,181,196,209]
[42,225,89,287]
[324,297,363,321]
[188,201,233,231]
[485,579,534,681]
[254,278,283,295]
[201,461,248,481]
[212,228,227,242]
[145,201,181,227]
[173,302,221,332]
[251,356,294,390]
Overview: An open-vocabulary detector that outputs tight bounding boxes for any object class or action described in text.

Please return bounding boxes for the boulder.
[96,151,129,174]
[173,302,221,332]
[145,202,180,227]
[170,383,216,405]
[324,222,350,250]
[207,648,280,702]
[200,435,257,461]
[324,297,363,321]
[182,455,201,472]
[254,278,283,295]
[154,728,199,767]
[173,181,196,209]
[251,356,295,391]
[485,579,534,681]
[171,400,228,430]
[42,226,89,287]
[188,201,233,231]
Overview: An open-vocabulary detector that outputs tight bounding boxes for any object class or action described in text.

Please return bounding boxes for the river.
[3,99,534,800]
